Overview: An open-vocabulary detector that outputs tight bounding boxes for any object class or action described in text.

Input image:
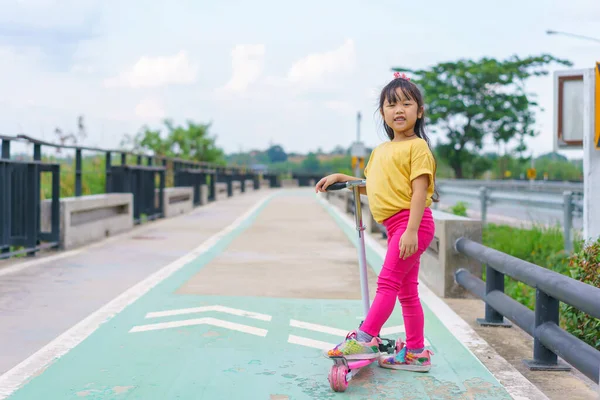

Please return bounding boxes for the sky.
[0,0,598,159]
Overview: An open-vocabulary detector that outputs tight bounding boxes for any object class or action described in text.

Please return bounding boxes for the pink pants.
[360,208,435,350]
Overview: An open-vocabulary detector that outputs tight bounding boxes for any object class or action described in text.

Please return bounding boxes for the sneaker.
[326,331,382,360]
[378,339,433,372]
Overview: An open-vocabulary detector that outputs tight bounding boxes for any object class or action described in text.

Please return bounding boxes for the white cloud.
[134,97,165,119]
[287,39,356,86]
[324,100,355,114]
[70,64,96,74]
[219,44,265,93]
[104,51,198,88]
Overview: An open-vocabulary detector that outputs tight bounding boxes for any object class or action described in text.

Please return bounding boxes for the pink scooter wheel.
[328,365,337,391]
[330,365,348,392]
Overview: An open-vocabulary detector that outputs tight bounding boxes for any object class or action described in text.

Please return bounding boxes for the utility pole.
[356,111,361,142]
[351,111,365,178]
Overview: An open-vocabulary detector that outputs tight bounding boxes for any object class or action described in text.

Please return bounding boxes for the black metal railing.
[264,173,280,188]
[1,135,60,259]
[454,237,600,384]
[217,169,234,197]
[174,165,216,206]
[292,172,321,187]
[108,164,166,224]
[0,133,291,261]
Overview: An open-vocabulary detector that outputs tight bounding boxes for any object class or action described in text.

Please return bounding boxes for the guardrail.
[437,184,583,252]
[454,237,600,385]
[0,134,282,260]
[437,178,583,194]
[322,178,598,385]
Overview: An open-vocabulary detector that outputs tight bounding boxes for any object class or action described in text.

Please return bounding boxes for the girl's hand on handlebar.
[315,174,340,193]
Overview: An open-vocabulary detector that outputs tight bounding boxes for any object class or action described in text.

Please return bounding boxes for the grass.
[482,223,576,309]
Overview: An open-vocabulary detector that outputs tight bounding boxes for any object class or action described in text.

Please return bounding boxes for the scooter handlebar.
[325,182,348,191]
[325,180,366,191]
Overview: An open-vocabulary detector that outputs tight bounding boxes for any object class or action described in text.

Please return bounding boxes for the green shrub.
[482,223,598,348]
[449,201,468,217]
[560,239,600,349]
[482,224,571,309]
[483,223,570,270]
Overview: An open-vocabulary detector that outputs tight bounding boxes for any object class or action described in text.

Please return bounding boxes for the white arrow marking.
[380,326,405,335]
[288,335,334,350]
[145,305,272,321]
[129,317,268,336]
[289,319,347,336]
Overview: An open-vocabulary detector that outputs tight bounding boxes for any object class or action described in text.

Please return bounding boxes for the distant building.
[250,164,269,173]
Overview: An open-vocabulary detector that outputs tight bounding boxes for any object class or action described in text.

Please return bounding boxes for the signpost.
[595,62,600,149]
[554,64,599,242]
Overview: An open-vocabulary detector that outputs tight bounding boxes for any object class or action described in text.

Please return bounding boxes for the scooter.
[324,180,397,392]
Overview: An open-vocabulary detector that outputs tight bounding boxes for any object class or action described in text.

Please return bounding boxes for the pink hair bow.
[393,71,410,81]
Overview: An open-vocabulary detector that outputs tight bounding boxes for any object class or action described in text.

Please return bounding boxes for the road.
[437,192,583,230]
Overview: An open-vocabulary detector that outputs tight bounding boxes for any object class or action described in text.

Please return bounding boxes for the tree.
[54,115,87,154]
[121,119,226,164]
[266,145,287,163]
[301,152,321,172]
[392,54,572,178]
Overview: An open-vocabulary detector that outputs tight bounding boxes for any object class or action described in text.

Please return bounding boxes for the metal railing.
[109,164,166,224]
[437,178,583,194]
[1,135,61,259]
[454,237,600,385]
[173,166,217,205]
[0,134,279,260]
[437,185,583,252]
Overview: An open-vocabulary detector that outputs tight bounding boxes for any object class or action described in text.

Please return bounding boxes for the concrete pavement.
[0,189,546,399]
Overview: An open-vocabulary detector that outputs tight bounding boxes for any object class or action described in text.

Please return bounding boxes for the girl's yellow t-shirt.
[364,138,436,223]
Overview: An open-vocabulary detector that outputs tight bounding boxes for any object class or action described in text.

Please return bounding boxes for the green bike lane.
[4,190,519,399]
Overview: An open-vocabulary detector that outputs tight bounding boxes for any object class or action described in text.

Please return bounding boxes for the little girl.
[315,72,438,372]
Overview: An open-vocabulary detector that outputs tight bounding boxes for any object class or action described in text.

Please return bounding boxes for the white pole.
[583,68,599,242]
[352,185,370,317]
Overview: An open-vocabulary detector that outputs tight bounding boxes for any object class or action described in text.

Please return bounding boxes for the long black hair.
[377,76,440,202]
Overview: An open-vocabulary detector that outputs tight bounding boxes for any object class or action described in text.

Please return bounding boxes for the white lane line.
[290,319,429,346]
[288,335,335,351]
[130,317,268,337]
[289,319,347,336]
[146,305,272,321]
[0,193,275,400]
[380,325,405,336]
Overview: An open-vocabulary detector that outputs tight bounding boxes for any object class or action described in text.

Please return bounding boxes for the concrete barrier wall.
[199,184,209,205]
[41,193,133,250]
[324,190,482,298]
[216,182,229,200]
[232,180,242,195]
[422,210,482,298]
[281,179,299,188]
[244,179,254,191]
[155,187,194,218]
[33,175,293,256]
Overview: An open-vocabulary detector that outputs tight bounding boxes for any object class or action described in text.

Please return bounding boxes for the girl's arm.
[399,174,429,259]
[406,174,429,233]
[335,173,367,196]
